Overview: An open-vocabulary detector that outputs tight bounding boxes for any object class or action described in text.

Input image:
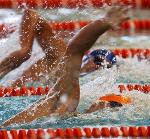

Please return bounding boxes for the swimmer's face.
[92,55,112,68]
[80,55,112,74]
[93,55,104,65]
[109,101,123,108]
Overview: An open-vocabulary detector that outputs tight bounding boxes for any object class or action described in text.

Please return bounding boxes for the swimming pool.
[0,5,150,137]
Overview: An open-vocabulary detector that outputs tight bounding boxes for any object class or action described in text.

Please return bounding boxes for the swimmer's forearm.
[1,108,41,127]
[3,49,31,68]
[1,96,56,127]
[1,109,33,127]
[67,6,129,56]
[0,48,31,79]
[67,19,111,55]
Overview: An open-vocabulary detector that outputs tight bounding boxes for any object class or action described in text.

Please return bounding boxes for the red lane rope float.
[1,19,150,39]
[0,23,16,38]
[113,48,150,59]
[0,83,149,97]
[0,0,149,9]
[118,84,150,93]
[1,126,150,138]
[0,86,51,97]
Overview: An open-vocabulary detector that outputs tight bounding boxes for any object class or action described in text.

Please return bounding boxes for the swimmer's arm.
[67,6,129,56]
[1,94,56,127]
[84,101,110,114]
[0,48,32,79]
[0,9,40,79]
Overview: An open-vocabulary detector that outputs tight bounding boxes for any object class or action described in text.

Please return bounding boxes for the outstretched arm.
[67,6,129,56]
[1,94,57,127]
[0,9,39,79]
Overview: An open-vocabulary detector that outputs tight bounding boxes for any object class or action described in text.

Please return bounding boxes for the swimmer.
[1,6,129,127]
[0,15,114,88]
[80,49,116,76]
[85,94,131,113]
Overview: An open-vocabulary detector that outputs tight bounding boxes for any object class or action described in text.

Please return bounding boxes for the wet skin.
[0,6,129,127]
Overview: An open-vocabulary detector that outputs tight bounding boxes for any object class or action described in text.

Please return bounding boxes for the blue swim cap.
[83,49,116,65]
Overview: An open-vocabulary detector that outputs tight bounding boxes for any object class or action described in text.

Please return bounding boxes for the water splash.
[0,8,150,130]
[117,56,150,83]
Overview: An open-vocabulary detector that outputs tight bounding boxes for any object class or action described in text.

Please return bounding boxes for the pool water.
[0,8,150,130]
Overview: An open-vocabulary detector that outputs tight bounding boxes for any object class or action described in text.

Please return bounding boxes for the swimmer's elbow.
[14,48,32,68]
[24,9,39,16]
[67,43,85,56]
[22,48,32,61]
[67,40,93,56]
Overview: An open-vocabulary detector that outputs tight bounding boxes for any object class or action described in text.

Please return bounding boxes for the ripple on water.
[1,8,150,130]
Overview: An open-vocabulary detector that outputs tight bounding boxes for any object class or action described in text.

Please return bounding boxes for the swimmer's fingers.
[0,63,13,73]
[105,5,130,28]
[112,16,130,30]
[121,16,130,22]
[119,6,130,19]
[0,68,12,79]
[121,6,130,13]
[120,7,131,20]
[0,56,14,69]
[0,59,10,68]
[0,54,21,72]
[0,60,12,72]
[0,60,14,78]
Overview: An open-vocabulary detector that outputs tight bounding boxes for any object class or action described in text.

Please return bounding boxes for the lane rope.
[118,84,150,93]
[0,86,50,97]
[0,83,150,97]
[0,0,149,9]
[1,19,150,38]
[0,126,150,138]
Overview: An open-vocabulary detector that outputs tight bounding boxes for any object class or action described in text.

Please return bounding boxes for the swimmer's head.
[83,49,116,68]
[80,49,117,76]
[99,94,131,105]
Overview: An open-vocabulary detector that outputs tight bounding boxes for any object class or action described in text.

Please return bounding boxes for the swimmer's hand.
[104,6,130,30]
[0,49,31,79]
